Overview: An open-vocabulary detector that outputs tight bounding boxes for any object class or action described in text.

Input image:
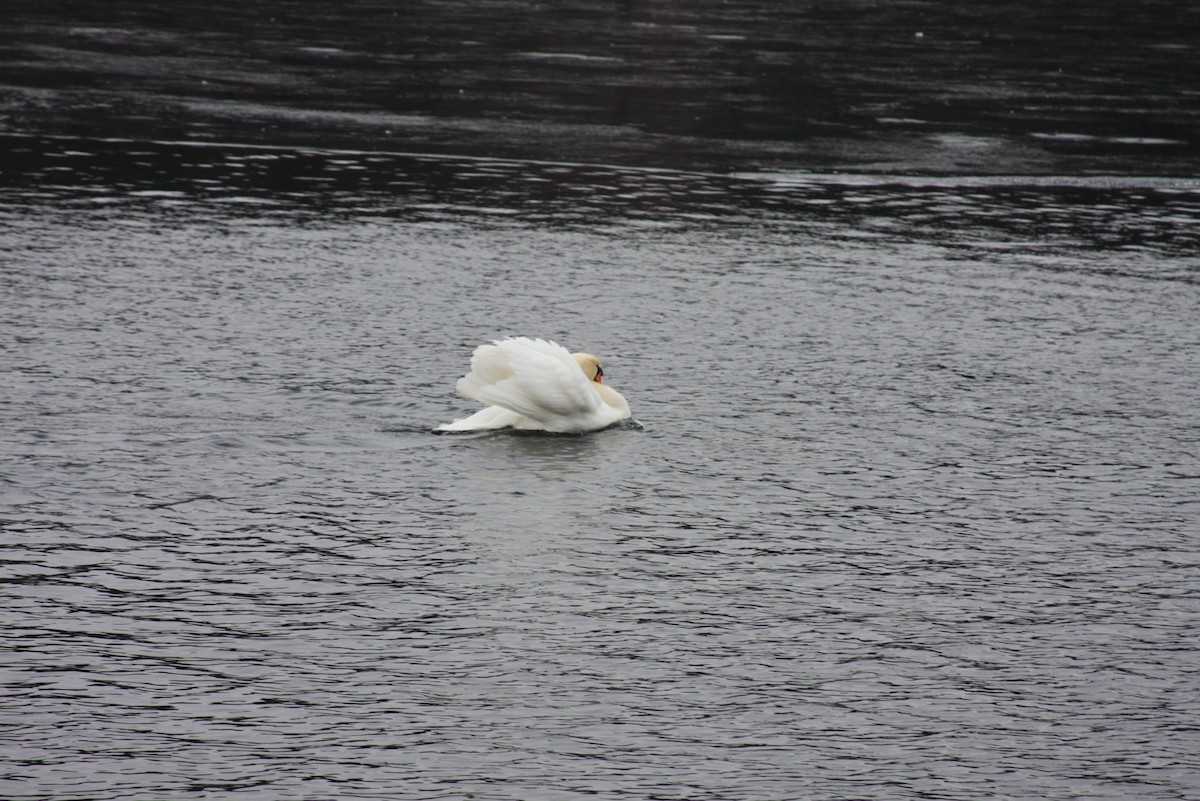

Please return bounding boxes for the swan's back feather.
[456,338,603,424]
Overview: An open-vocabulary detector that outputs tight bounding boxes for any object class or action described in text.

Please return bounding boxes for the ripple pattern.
[2,138,1199,800]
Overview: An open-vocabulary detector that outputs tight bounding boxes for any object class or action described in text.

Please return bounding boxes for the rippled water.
[3,135,1200,800]
[5,0,1199,175]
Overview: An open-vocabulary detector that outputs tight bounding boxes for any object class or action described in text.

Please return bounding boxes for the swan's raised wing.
[456,337,603,424]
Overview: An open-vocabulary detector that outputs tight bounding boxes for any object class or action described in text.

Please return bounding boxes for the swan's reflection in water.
[451,422,640,477]
[443,428,635,557]
[472,428,601,467]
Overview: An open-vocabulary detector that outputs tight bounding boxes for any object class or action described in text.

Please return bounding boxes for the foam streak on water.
[2,137,1199,800]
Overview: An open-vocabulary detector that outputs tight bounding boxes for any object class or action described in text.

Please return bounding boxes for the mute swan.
[435,337,631,433]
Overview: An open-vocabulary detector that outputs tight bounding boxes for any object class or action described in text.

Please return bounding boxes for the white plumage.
[435,337,631,433]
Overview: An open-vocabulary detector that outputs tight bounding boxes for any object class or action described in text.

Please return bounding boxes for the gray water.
[3,136,1199,800]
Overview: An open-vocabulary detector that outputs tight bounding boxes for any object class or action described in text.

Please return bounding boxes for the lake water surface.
[3,2,1200,798]
[3,134,1199,800]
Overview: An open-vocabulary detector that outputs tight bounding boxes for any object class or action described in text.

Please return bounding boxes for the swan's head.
[572,353,604,383]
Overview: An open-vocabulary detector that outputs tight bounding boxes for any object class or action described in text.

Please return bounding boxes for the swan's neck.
[596,383,629,413]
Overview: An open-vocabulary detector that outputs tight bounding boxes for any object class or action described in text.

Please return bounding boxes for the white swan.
[435,337,631,433]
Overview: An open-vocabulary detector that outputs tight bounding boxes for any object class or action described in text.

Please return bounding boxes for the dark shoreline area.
[3,1,1198,175]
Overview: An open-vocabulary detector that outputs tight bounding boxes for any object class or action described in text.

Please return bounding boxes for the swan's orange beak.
[595,366,604,384]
